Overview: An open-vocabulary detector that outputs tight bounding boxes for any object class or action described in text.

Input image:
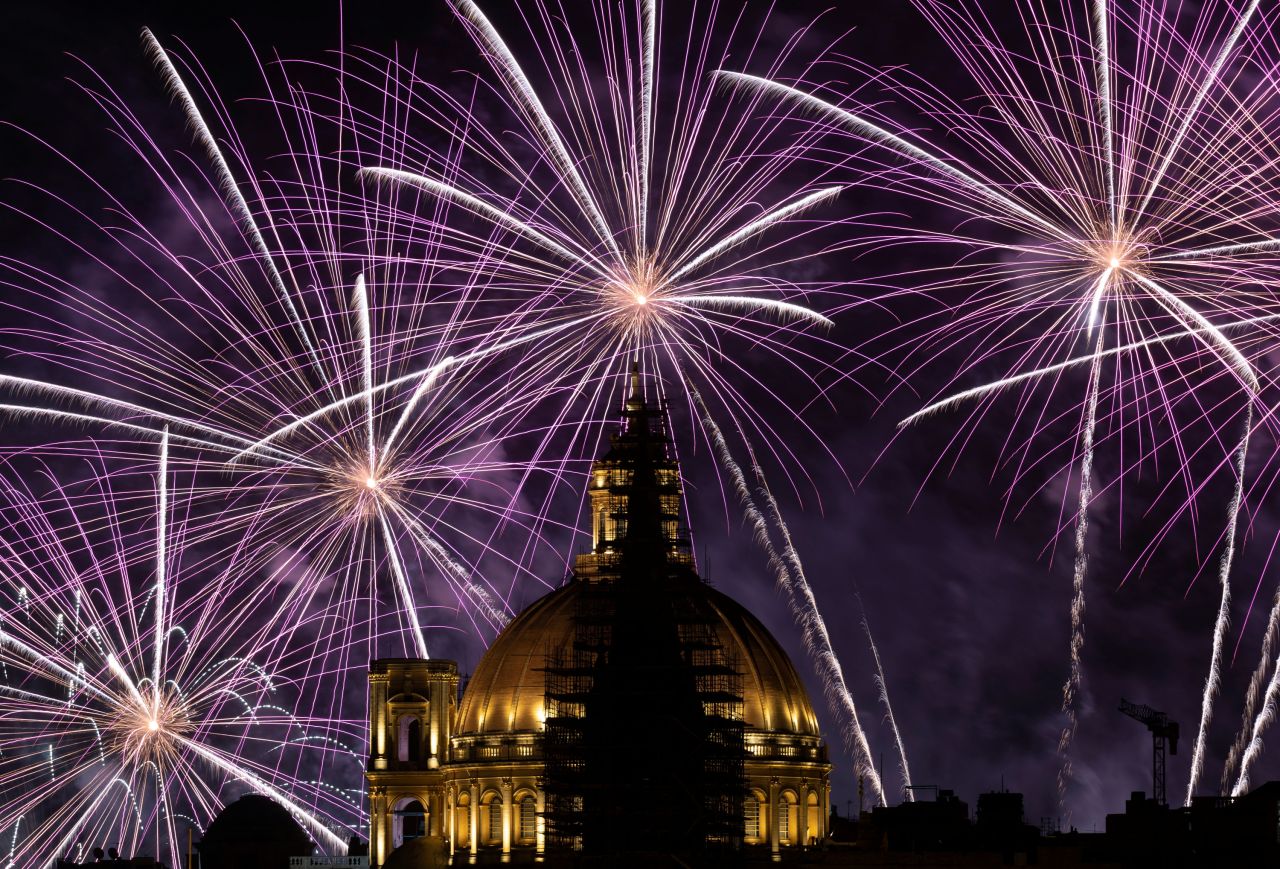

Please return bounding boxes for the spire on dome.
[623,360,646,429]
[629,361,642,404]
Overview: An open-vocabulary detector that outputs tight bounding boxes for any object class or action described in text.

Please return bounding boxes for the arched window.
[455,794,471,848]
[744,790,765,843]
[805,790,821,845]
[779,790,799,845]
[396,715,421,763]
[480,793,503,845]
[518,794,537,844]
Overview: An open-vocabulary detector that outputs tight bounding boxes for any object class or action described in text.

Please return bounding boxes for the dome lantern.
[577,364,690,579]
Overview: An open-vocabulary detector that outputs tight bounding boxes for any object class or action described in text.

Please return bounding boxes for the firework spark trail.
[1187,405,1253,803]
[1091,0,1116,224]
[1057,334,1105,806]
[1057,267,1116,801]
[749,443,911,804]
[1233,608,1280,795]
[177,738,346,850]
[0,31,601,852]
[356,167,602,271]
[383,499,512,631]
[1157,239,1280,260]
[0,375,306,466]
[1223,588,1280,793]
[141,29,324,383]
[0,449,356,865]
[1127,275,1258,392]
[1086,268,1114,336]
[353,0,865,782]
[378,510,430,660]
[662,186,846,284]
[690,385,887,806]
[722,0,1280,807]
[381,365,451,460]
[638,0,655,241]
[151,427,169,716]
[862,607,913,800]
[712,71,1073,243]
[1131,0,1262,223]
[446,0,623,263]
[897,313,1280,429]
[354,275,376,479]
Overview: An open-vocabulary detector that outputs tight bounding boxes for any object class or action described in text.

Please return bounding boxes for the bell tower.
[366,658,459,867]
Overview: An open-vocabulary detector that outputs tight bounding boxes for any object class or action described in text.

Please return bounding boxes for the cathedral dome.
[365,371,831,864]
[456,368,821,744]
[455,578,821,738]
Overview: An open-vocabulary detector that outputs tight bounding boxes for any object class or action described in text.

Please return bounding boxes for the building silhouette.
[1104,783,1280,867]
[825,780,1280,867]
[365,369,831,865]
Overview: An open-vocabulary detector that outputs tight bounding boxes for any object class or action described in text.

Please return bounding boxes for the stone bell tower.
[366,658,459,867]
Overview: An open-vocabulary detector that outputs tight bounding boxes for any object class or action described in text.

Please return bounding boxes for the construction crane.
[1119,699,1179,806]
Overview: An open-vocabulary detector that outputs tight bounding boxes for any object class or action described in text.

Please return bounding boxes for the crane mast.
[1119,699,1179,806]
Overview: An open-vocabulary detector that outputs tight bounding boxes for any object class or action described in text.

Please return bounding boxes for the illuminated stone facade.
[366,373,830,865]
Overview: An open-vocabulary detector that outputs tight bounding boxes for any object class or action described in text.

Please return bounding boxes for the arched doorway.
[393,797,426,849]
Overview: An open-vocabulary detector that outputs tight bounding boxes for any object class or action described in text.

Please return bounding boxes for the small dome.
[202,794,308,843]
[456,579,820,737]
[198,794,312,869]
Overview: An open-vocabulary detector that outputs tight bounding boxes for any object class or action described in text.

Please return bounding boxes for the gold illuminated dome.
[366,368,830,865]
[458,366,821,741]
[456,581,821,738]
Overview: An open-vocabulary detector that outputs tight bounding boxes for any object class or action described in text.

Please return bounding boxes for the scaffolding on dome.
[541,371,745,857]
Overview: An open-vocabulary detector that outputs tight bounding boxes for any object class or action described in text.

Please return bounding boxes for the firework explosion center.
[364,373,831,865]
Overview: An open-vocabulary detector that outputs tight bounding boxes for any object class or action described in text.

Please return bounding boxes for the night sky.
[2,0,1279,836]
